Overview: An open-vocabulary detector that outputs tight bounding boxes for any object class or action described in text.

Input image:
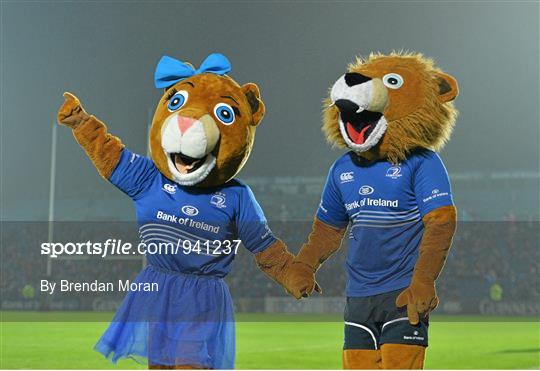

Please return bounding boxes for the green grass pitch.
[1,312,539,369]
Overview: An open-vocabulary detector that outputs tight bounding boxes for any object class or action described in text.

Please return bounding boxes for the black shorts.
[344,288,429,350]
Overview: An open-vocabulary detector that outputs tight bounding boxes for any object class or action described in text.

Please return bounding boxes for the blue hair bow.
[154,53,232,89]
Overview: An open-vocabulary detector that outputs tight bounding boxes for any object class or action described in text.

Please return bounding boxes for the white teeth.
[356,104,368,113]
[328,102,335,107]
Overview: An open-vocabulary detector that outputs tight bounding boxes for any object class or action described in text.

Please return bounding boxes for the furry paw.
[396,281,438,325]
[57,92,89,128]
[284,261,322,299]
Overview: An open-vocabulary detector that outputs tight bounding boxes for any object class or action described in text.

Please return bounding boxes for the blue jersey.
[316,149,454,297]
[109,149,276,277]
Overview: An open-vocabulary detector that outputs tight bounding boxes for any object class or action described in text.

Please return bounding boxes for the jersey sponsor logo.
[360,197,399,208]
[181,205,199,216]
[340,171,354,183]
[403,330,425,341]
[180,218,219,233]
[156,210,178,223]
[156,211,220,233]
[261,222,272,239]
[162,183,177,194]
[210,193,227,208]
[346,196,400,210]
[359,185,374,195]
[345,200,361,211]
[386,166,402,179]
[422,188,449,203]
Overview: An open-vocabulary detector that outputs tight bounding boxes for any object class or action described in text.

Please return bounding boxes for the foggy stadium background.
[1,1,539,317]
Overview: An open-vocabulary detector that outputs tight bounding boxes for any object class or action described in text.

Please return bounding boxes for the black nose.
[334,99,359,113]
[344,72,371,87]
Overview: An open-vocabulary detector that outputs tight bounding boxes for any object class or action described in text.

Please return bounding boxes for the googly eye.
[167,91,188,111]
[214,103,235,125]
[382,73,404,89]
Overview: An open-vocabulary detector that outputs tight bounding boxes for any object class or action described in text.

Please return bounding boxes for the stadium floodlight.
[46,123,57,278]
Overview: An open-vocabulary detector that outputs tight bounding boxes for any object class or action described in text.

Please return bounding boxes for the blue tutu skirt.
[94,265,235,369]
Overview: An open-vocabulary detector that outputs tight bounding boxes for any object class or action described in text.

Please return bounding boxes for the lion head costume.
[323,51,458,163]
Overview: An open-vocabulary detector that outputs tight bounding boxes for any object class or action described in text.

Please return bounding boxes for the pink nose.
[177,116,196,134]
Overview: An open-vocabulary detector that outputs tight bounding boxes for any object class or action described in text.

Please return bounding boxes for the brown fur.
[381,344,426,369]
[57,93,125,179]
[322,51,458,163]
[283,218,346,299]
[296,217,346,270]
[395,205,457,325]
[72,116,125,179]
[343,349,382,370]
[149,73,264,187]
[254,239,295,287]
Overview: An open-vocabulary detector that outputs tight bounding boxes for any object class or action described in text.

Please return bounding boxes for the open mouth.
[160,113,221,186]
[341,109,382,145]
[170,152,207,174]
[333,98,387,151]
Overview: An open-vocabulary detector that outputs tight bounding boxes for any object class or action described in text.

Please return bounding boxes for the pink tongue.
[346,122,372,144]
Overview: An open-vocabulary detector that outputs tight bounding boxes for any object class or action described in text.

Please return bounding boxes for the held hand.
[396,279,439,325]
[284,261,322,299]
[57,92,90,128]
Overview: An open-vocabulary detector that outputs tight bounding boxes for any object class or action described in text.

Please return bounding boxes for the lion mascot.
[57,53,295,369]
[284,52,459,369]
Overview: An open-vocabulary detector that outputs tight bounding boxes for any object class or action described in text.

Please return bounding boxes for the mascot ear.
[435,72,459,103]
[242,83,265,126]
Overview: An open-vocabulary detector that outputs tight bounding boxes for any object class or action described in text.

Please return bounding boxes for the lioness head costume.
[150,55,265,187]
[57,53,294,369]
[283,52,459,370]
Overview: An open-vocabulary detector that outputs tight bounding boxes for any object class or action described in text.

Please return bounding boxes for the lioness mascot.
[284,52,459,369]
[57,53,294,369]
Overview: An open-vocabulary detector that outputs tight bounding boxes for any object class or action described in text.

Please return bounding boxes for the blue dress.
[94,149,276,368]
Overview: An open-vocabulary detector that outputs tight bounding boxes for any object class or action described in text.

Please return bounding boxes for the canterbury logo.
[340,172,354,182]
[163,184,177,194]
